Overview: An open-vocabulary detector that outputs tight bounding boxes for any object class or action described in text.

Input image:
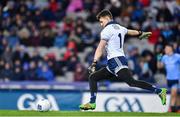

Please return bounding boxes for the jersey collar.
[105,20,119,27]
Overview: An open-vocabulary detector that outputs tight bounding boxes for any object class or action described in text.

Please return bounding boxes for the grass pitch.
[0,110,179,117]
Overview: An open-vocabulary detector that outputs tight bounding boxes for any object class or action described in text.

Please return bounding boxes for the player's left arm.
[127,29,152,40]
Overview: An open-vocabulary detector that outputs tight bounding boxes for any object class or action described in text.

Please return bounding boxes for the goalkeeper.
[80,9,167,110]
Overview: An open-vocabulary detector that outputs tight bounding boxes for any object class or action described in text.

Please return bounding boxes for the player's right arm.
[127,30,142,36]
[127,29,152,40]
[157,61,164,69]
[157,55,164,69]
[88,39,107,74]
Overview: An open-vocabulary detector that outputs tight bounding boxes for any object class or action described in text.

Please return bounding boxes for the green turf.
[0,110,179,117]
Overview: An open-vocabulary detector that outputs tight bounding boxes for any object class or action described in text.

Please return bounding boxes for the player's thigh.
[116,68,133,82]
[90,67,115,81]
[167,80,179,96]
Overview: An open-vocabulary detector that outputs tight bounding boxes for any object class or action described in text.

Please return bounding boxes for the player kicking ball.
[79,9,167,110]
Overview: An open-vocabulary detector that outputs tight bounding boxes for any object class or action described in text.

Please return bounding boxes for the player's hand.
[88,61,97,74]
[139,32,152,40]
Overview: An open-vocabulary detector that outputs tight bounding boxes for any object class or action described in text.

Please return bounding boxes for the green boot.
[158,88,167,105]
[79,103,96,110]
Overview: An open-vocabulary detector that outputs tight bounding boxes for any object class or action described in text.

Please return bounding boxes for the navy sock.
[152,86,162,94]
[90,92,96,103]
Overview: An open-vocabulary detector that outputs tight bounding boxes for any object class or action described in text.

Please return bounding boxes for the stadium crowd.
[0,0,179,84]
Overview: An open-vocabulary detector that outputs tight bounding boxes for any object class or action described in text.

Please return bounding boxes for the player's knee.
[171,88,177,97]
[127,82,136,87]
[126,79,137,87]
[88,73,96,81]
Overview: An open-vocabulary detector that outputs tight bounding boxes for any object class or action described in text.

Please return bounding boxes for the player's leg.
[116,68,167,105]
[167,80,179,112]
[170,88,178,112]
[79,67,114,110]
[89,68,114,103]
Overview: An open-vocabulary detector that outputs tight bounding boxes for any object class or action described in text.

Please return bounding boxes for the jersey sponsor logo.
[17,93,59,110]
[104,97,144,112]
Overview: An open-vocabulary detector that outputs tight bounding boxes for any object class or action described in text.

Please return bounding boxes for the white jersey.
[100,21,128,60]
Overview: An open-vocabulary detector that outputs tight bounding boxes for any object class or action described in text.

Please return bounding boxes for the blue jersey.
[161,53,180,80]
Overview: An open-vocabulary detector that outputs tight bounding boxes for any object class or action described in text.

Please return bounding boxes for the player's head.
[164,44,174,55]
[96,9,113,28]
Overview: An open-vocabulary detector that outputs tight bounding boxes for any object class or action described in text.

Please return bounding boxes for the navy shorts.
[106,56,128,76]
[167,80,179,89]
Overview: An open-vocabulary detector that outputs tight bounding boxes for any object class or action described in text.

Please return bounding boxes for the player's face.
[164,46,173,55]
[99,17,111,28]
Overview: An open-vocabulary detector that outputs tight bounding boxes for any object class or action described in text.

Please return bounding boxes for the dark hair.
[165,43,174,52]
[165,43,173,49]
[96,9,113,20]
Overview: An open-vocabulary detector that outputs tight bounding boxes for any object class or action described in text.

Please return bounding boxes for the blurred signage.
[82,92,170,112]
[17,93,59,110]
[0,90,81,110]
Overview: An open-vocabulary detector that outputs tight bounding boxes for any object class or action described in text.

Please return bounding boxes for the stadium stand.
[0,0,179,85]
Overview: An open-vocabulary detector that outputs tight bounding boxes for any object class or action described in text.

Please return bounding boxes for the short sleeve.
[121,26,128,35]
[177,54,180,63]
[100,28,111,41]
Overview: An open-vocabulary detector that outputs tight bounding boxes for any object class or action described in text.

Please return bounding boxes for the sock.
[171,106,177,112]
[151,86,162,94]
[90,92,96,103]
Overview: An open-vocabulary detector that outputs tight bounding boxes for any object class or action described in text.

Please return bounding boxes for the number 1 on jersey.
[118,33,122,48]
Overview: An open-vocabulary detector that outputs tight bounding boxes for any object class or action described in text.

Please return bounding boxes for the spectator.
[13,67,24,81]
[40,29,54,47]
[66,0,83,13]
[37,64,54,81]
[156,2,173,22]
[0,62,13,82]
[49,0,58,13]
[62,17,74,36]
[31,49,42,63]
[26,61,38,81]
[131,3,145,22]
[7,27,20,48]
[2,46,13,64]
[53,30,68,48]
[148,26,161,45]
[74,63,86,81]
[127,46,141,77]
[66,53,79,71]
[12,45,30,63]
[86,5,100,23]
[161,24,174,42]
[142,50,157,74]
[81,29,94,46]
[110,0,122,17]
[18,26,31,46]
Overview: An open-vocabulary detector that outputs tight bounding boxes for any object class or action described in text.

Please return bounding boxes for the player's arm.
[127,29,152,40]
[157,61,164,69]
[88,40,107,74]
[157,54,164,69]
[93,40,107,62]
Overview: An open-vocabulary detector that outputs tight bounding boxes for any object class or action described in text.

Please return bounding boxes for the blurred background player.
[79,9,167,110]
[157,44,180,112]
